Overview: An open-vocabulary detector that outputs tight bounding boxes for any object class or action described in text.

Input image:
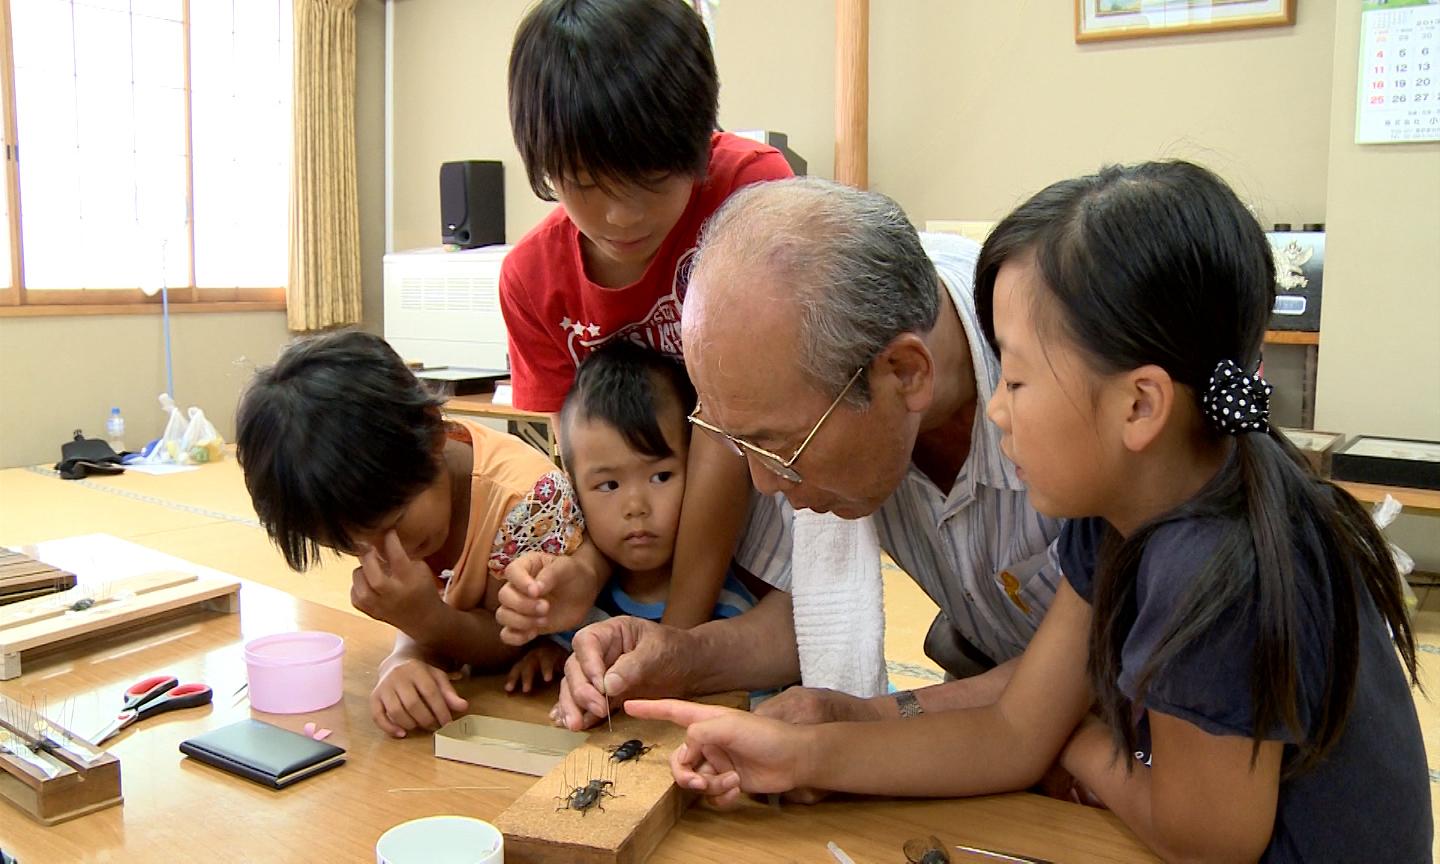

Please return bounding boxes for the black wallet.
[179,719,346,789]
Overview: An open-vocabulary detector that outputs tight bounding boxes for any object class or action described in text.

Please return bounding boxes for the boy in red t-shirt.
[498,0,793,634]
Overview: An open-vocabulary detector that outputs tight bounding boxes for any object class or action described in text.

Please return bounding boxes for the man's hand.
[755,686,884,725]
[496,551,602,645]
[351,531,443,632]
[370,656,468,738]
[505,639,569,694]
[625,698,810,810]
[752,686,883,804]
[552,616,693,730]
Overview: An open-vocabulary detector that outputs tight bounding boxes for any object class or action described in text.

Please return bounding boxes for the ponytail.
[973,161,1419,775]
[1092,427,1418,775]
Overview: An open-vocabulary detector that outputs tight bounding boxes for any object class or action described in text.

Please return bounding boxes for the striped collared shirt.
[735,233,1063,665]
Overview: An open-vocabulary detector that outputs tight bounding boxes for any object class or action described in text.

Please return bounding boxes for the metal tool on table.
[91,674,213,746]
[953,843,1055,864]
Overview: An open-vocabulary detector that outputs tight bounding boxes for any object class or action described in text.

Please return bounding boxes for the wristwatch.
[895,689,923,719]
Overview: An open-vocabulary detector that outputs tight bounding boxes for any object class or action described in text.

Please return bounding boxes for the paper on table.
[122,462,200,476]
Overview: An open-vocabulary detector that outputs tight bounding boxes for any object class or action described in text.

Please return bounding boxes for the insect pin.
[607,738,653,763]
[554,752,620,816]
[904,836,951,864]
[558,777,616,815]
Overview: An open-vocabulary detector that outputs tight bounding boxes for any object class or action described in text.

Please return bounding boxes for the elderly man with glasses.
[552,176,1064,736]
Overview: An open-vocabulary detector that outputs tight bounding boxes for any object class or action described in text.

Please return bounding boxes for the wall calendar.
[1357,1,1440,144]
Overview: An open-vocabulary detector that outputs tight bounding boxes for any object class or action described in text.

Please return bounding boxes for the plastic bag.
[178,406,225,464]
[139,394,225,465]
[140,394,189,464]
[1371,495,1418,613]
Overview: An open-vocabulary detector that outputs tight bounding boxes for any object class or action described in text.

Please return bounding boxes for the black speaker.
[440,160,504,248]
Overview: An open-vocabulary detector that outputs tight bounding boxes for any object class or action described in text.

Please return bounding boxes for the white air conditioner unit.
[383,245,511,369]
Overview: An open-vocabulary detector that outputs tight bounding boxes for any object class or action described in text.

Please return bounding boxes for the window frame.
[0,0,287,317]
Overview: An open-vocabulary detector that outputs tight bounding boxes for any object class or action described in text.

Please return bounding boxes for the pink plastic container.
[244,631,345,714]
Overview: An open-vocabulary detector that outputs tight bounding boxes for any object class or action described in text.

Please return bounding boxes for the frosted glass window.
[9,0,290,291]
[191,1,291,289]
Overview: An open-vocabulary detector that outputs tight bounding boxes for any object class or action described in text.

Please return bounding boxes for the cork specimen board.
[495,691,746,864]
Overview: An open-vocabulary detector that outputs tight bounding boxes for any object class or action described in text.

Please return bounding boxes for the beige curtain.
[288,0,362,331]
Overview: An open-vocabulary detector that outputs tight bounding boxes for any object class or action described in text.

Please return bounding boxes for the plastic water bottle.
[105,407,126,453]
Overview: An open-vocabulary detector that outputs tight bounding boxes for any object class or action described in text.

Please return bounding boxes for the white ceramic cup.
[375,815,503,864]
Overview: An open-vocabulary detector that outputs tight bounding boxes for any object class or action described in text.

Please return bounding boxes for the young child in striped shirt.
[504,340,765,694]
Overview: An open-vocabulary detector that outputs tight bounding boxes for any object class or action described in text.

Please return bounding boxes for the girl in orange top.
[236,330,602,736]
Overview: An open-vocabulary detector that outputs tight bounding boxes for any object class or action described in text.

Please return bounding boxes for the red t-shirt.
[499,132,794,412]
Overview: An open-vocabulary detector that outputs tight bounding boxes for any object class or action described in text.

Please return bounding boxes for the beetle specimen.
[555,751,620,815]
[904,836,951,864]
[607,738,653,763]
[557,778,617,815]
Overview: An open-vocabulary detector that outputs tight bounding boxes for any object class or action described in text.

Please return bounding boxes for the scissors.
[91,675,214,746]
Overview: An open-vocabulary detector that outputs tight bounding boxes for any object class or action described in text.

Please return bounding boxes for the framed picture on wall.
[1075,0,1296,43]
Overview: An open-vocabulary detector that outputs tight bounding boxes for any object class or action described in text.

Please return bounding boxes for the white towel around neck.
[789,508,887,697]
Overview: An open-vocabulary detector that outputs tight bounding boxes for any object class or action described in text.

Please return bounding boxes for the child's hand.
[624,698,809,810]
[751,686,882,805]
[351,531,442,633]
[505,640,568,694]
[369,656,468,738]
[495,551,602,645]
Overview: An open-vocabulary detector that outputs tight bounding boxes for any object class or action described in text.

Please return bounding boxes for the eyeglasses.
[686,365,866,484]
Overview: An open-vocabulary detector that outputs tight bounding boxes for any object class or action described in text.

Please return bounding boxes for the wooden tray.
[0,693,121,825]
[0,570,240,680]
[0,549,77,605]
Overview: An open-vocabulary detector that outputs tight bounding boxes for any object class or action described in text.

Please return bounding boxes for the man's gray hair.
[690,176,939,404]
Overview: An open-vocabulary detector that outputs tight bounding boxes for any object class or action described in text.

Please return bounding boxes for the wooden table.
[0,548,1155,863]
[446,393,558,462]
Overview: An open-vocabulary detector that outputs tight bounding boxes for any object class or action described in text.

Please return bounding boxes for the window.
[0,0,291,310]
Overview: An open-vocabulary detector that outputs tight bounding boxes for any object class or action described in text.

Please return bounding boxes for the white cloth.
[789,509,887,697]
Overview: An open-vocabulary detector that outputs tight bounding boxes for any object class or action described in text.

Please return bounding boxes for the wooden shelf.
[1335,480,1440,514]
[1264,330,1319,346]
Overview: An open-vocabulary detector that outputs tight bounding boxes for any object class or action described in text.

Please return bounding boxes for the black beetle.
[556,778,616,815]
[607,738,654,763]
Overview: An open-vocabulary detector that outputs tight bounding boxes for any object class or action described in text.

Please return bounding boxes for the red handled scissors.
[91,675,213,746]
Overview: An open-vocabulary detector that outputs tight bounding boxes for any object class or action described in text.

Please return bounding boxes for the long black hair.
[974,161,1418,775]
[508,0,718,200]
[235,329,447,570]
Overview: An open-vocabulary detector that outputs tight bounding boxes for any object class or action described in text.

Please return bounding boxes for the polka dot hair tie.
[1201,359,1272,435]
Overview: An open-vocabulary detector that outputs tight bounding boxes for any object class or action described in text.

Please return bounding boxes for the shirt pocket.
[990,547,1058,632]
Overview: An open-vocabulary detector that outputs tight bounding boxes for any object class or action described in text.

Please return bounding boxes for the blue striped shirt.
[734,233,1064,665]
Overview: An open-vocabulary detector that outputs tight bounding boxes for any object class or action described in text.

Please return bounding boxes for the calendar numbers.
[1357,2,1440,144]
